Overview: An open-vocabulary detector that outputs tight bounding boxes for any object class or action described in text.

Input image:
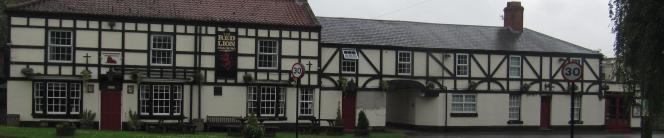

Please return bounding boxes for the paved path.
[402,130,664,138]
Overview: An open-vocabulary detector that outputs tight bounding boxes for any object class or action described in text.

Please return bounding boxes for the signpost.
[562,60,582,138]
[291,63,305,138]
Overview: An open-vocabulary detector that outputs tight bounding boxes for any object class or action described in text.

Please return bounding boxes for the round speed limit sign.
[562,61,582,82]
[291,63,305,80]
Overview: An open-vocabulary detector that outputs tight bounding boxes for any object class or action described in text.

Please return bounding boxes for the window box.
[450,113,478,117]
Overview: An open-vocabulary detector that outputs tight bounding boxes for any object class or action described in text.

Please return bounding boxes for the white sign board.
[291,63,305,80]
[102,52,122,65]
[562,61,582,82]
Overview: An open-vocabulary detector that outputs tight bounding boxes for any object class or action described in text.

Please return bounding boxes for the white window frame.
[248,86,286,117]
[397,51,412,75]
[150,34,174,65]
[456,54,469,76]
[47,30,73,62]
[299,88,315,116]
[508,94,521,121]
[451,94,476,113]
[341,48,359,60]
[341,59,357,73]
[33,81,82,115]
[573,95,582,121]
[139,84,183,116]
[509,56,521,78]
[257,40,279,69]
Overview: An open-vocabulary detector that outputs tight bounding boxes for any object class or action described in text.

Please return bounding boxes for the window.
[572,95,581,121]
[397,51,412,74]
[508,95,521,121]
[299,88,314,116]
[341,48,358,73]
[150,35,174,65]
[48,30,73,62]
[451,94,476,113]
[257,40,279,69]
[456,54,469,76]
[139,84,183,116]
[248,86,286,117]
[33,81,82,116]
[341,60,357,73]
[509,56,521,78]
[341,48,359,60]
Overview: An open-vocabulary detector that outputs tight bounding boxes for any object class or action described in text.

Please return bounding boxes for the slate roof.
[318,17,600,55]
[7,0,319,27]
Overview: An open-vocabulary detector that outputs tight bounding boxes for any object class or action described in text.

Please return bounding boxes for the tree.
[610,0,664,138]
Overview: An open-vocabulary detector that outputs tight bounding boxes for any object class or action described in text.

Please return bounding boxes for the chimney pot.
[504,1,524,32]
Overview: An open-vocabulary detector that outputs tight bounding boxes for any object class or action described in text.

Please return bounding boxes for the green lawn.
[0,126,404,138]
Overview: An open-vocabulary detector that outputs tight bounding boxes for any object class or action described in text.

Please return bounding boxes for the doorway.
[342,93,357,130]
[540,96,552,130]
[606,95,630,132]
[100,90,122,130]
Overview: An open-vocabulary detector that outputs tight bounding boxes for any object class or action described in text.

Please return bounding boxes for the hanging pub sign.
[215,30,238,79]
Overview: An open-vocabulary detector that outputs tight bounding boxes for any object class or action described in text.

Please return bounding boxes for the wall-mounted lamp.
[127,85,134,94]
[558,58,567,63]
[444,54,452,58]
[87,84,94,93]
[108,21,116,29]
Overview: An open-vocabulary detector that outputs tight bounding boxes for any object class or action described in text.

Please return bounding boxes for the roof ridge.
[317,16,504,29]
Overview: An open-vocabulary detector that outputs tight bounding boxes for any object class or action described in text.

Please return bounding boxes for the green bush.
[357,110,369,130]
[127,110,142,130]
[79,110,96,129]
[243,113,264,138]
[335,102,344,127]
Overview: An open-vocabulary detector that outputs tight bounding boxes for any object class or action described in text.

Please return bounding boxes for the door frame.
[100,90,122,130]
[540,95,552,129]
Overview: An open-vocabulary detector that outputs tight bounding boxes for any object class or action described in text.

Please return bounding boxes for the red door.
[606,95,630,132]
[342,93,357,130]
[540,96,552,129]
[101,90,122,130]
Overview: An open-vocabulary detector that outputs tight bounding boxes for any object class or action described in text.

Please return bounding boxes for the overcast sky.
[309,0,616,57]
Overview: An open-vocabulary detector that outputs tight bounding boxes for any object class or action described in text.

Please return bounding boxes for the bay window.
[139,84,183,117]
[33,81,82,117]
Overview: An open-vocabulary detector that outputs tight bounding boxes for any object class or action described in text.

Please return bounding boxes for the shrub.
[79,109,96,129]
[335,102,344,127]
[356,110,369,130]
[127,110,142,130]
[243,113,264,138]
[337,77,348,91]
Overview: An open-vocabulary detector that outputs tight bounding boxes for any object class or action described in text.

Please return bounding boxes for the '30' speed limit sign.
[562,61,583,82]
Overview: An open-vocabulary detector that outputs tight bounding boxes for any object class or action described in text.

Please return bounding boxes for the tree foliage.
[610,0,664,137]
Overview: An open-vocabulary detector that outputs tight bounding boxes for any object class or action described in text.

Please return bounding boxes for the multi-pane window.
[341,48,359,60]
[139,84,183,116]
[573,95,582,121]
[451,94,476,113]
[456,54,469,76]
[509,56,521,78]
[150,35,174,65]
[341,48,358,73]
[48,30,73,62]
[508,95,521,121]
[341,60,357,73]
[397,51,412,74]
[248,86,286,117]
[33,81,82,115]
[257,40,279,69]
[299,88,314,116]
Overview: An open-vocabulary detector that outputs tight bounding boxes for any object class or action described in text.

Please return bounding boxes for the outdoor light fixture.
[87,84,94,93]
[127,85,134,94]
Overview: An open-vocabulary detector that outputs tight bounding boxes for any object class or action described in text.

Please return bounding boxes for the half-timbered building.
[317,2,636,131]
[4,0,321,130]
[1,0,639,132]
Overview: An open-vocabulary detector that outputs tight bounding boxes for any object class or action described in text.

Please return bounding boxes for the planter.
[56,127,76,136]
[354,129,369,136]
[327,126,344,136]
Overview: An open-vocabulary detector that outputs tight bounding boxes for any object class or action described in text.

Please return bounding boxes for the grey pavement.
[399,130,664,138]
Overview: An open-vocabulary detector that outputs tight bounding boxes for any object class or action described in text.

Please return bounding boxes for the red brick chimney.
[503,1,524,32]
